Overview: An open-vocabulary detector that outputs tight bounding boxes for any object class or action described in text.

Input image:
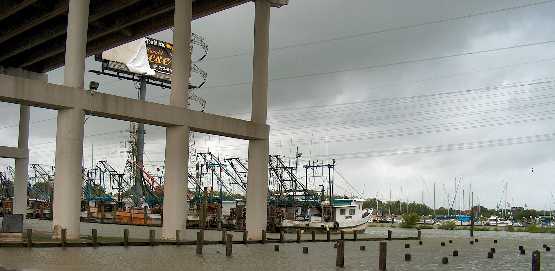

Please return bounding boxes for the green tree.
[400,213,419,228]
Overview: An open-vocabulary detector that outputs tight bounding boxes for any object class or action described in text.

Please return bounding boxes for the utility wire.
[271,109,555,146]
[312,132,555,160]
[207,0,555,61]
[201,39,555,90]
[271,90,555,133]
[268,80,555,122]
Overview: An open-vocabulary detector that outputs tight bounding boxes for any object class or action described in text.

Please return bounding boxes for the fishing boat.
[280,198,371,233]
[486,216,498,226]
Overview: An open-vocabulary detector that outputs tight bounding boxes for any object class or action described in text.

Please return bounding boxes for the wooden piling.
[353,231,358,241]
[340,230,344,240]
[336,240,344,268]
[311,231,316,242]
[61,228,67,247]
[417,230,421,240]
[387,230,392,240]
[274,244,280,252]
[379,242,387,271]
[326,230,331,242]
[405,243,410,248]
[123,229,129,246]
[296,229,301,243]
[302,247,309,254]
[404,253,411,261]
[360,245,366,251]
[91,229,98,247]
[225,234,233,257]
[196,231,204,255]
[149,229,155,246]
[143,206,148,225]
[532,250,541,271]
[176,230,181,245]
[453,250,459,257]
[221,229,226,244]
[26,229,32,247]
[262,230,266,244]
[243,230,248,244]
[201,187,208,229]
[280,231,284,243]
[100,203,105,224]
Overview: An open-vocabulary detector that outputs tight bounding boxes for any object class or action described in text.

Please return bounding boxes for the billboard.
[95,35,207,89]
[145,38,173,76]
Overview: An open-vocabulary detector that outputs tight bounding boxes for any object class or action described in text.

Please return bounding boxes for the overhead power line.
[312,132,555,160]
[270,109,555,146]
[200,39,555,90]
[268,80,555,122]
[272,90,555,133]
[207,0,555,61]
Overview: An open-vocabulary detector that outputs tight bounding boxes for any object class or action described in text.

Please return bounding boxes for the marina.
[1,0,555,270]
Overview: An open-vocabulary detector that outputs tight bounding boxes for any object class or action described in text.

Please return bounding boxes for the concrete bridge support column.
[162,0,192,240]
[13,104,29,215]
[246,0,271,240]
[52,0,89,240]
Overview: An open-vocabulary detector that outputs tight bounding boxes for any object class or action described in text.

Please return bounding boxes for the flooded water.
[0,220,554,270]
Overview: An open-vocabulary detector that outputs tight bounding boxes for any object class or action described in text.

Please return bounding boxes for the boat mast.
[433,182,436,218]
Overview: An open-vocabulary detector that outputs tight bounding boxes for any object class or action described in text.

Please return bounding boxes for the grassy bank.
[367,223,555,234]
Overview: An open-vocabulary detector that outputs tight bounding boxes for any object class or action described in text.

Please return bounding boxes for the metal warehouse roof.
[0,0,249,73]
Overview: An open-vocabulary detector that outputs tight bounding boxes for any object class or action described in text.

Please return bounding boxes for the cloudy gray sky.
[2,0,555,210]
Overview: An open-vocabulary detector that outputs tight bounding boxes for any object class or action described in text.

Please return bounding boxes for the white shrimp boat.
[280,198,371,233]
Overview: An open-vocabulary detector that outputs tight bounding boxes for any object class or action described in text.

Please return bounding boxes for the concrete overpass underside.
[0,0,287,240]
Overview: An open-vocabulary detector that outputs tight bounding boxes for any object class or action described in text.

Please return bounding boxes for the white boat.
[280,198,371,233]
[497,220,513,227]
[486,216,498,226]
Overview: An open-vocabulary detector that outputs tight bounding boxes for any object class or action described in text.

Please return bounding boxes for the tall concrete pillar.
[52,0,89,240]
[13,105,29,215]
[246,0,271,240]
[162,0,192,240]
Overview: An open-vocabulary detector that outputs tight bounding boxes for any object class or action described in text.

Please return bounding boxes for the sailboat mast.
[433,182,436,217]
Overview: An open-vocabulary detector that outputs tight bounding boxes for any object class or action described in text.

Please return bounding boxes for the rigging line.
[207,0,555,61]
[334,169,363,198]
[312,132,555,160]
[200,39,555,90]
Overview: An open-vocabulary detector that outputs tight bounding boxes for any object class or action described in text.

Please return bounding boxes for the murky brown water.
[0,220,554,270]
